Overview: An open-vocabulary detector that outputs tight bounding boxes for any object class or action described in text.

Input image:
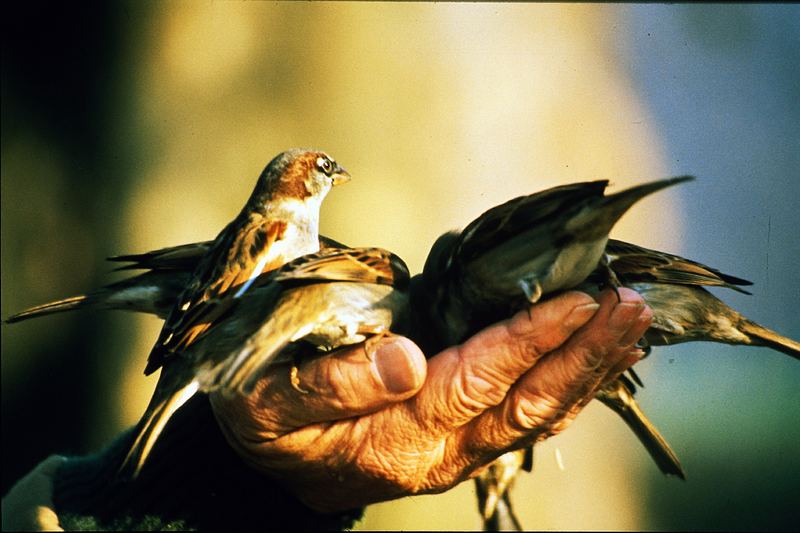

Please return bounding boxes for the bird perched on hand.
[145,149,350,376]
[122,148,351,475]
[123,246,410,476]
[410,176,693,353]
[591,239,800,359]
[408,176,693,530]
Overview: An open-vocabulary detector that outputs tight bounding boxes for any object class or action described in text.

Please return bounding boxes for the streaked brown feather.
[606,239,752,293]
[272,247,410,288]
[145,219,290,375]
[106,234,346,272]
[108,241,214,271]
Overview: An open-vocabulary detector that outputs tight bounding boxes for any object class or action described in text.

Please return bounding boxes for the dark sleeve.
[52,394,364,531]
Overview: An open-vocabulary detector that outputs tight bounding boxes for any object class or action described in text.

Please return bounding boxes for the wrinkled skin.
[211,288,652,512]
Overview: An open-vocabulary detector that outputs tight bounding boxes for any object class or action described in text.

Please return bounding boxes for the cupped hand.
[209,287,652,513]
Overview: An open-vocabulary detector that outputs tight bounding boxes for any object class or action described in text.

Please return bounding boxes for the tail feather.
[4,295,92,324]
[120,379,200,478]
[485,490,523,531]
[740,320,800,360]
[107,241,211,271]
[475,475,524,532]
[4,271,189,324]
[591,176,694,236]
[597,377,685,479]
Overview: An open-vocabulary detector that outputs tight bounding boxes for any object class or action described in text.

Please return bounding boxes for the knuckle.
[450,352,506,415]
[321,360,364,411]
[507,390,566,432]
[568,343,611,379]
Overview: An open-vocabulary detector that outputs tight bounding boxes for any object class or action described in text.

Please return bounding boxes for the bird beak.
[331,166,351,186]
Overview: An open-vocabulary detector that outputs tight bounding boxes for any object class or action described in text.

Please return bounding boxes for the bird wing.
[144,219,289,374]
[219,247,408,394]
[456,180,609,264]
[605,239,753,293]
[272,246,410,288]
[106,234,347,272]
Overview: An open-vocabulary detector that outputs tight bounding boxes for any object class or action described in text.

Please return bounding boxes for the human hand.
[209,287,652,513]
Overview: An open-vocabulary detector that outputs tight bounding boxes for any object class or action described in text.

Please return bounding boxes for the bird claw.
[635,338,652,359]
[627,367,645,389]
[599,254,623,301]
[290,352,310,394]
[519,277,542,304]
[363,332,389,361]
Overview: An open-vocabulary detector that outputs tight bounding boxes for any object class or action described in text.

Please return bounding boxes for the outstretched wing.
[106,235,348,272]
[108,241,213,271]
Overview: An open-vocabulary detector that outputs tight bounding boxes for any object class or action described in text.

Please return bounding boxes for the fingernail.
[609,302,645,330]
[375,338,424,394]
[564,302,600,329]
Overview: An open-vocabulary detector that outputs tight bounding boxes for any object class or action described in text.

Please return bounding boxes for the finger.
[605,303,653,380]
[413,291,601,436]
[210,335,427,439]
[458,288,650,462]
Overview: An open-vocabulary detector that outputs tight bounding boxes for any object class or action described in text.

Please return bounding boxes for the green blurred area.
[2,3,798,530]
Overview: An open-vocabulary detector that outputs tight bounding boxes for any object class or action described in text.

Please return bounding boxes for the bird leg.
[635,337,652,359]
[363,331,390,361]
[597,254,623,301]
[519,276,542,304]
[290,352,310,394]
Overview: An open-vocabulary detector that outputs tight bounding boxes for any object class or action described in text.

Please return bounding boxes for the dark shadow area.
[1,2,144,493]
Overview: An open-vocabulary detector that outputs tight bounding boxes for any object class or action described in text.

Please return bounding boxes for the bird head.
[247,149,350,211]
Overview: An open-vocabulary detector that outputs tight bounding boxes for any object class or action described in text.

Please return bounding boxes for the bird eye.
[316,156,334,175]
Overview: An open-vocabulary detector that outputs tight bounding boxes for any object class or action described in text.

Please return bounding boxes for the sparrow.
[122,246,410,476]
[581,239,800,359]
[144,149,350,378]
[635,283,799,357]
[408,177,693,530]
[409,176,693,353]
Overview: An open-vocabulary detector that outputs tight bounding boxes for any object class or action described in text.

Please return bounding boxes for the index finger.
[411,291,601,436]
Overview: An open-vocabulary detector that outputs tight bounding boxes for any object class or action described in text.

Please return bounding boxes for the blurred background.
[2,3,798,530]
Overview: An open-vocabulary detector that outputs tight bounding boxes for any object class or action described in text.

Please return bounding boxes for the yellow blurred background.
[2,3,798,530]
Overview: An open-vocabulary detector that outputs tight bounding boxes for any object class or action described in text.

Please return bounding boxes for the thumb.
[211,336,427,438]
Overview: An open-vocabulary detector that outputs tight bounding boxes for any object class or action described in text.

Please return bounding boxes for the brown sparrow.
[409,177,693,530]
[409,176,693,352]
[144,149,350,377]
[123,246,410,476]
[597,240,799,358]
